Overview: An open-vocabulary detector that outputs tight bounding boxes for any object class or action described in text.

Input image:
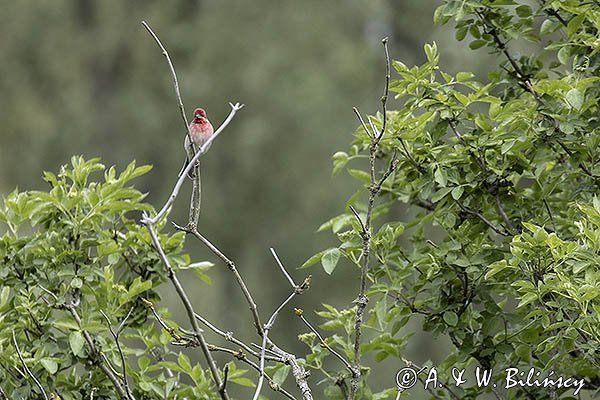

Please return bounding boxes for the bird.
[180,107,214,178]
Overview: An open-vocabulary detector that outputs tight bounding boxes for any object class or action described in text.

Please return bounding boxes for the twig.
[141,21,191,142]
[456,201,509,236]
[349,206,367,234]
[253,292,298,400]
[12,330,49,400]
[218,363,230,399]
[398,138,424,172]
[349,37,391,400]
[100,307,135,400]
[376,37,390,142]
[253,250,307,400]
[495,193,516,233]
[140,222,229,400]
[270,247,296,287]
[296,311,353,373]
[142,298,186,342]
[173,226,313,399]
[352,107,375,140]
[146,102,244,224]
[194,313,284,363]
[172,223,263,335]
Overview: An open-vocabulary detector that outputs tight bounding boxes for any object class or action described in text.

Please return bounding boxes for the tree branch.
[141,21,191,142]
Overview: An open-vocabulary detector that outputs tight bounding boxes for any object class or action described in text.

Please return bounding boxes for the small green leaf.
[469,39,486,49]
[565,88,583,111]
[348,169,371,183]
[443,311,458,327]
[69,331,85,356]
[301,250,326,268]
[321,248,341,275]
[70,277,83,289]
[515,5,532,18]
[41,358,58,375]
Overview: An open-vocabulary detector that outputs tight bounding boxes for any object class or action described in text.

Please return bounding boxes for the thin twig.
[252,292,298,400]
[142,298,186,342]
[495,193,516,233]
[194,313,284,363]
[253,251,306,400]
[349,37,391,400]
[349,205,367,234]
[270,247,297,287]
[12,330,49,400]
[100,306,135,400]
[353,107,375,140]
[456,201,509,236]
[297,311,353,373]
[172,224,263,335]
[141,21,191,141]
[376,37,390,142]
[146,102,244,224]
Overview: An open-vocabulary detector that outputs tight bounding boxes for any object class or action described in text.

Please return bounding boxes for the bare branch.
[352,107,375,140]
[194,313,284,363]
[349,205,367,234]
[172,223,263,335]
[141,21,191,141]
[12,330,49,400]
[253,251,308,400]
[349,37,391,399]
[252,292,298,400]
[376,37,390,142]
[270,247,297,287]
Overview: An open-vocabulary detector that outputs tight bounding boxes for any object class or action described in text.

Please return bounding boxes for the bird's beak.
[194,114,201,119]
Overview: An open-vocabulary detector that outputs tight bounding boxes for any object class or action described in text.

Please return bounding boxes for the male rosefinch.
[181,107,214,178]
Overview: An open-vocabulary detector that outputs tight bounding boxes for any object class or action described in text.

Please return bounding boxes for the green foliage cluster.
[0,157,242,399]
[303,1,600,398]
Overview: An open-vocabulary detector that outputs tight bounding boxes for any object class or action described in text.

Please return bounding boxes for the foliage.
[0,157,244,399]
[303,1,600,398]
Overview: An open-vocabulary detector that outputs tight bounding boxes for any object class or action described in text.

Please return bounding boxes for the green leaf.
[321,248,341,275]
[69,331,85,356]
[443,311,458,327]
[517,292,538,308]
[40,358,58,375]
[515,5,532,18]
[348,169,371,184]
[565,88,583,111]
[469,39,486,50]
[301,250,326,268]
[332,152,349,176]
[434,167,447,187]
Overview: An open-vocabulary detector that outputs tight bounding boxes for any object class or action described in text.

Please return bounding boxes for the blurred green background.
[0,0,493,396]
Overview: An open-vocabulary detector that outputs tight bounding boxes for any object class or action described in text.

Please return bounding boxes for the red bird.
[182,107,214,178]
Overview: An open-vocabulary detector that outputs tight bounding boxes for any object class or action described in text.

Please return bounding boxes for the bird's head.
[193,108,207,121]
